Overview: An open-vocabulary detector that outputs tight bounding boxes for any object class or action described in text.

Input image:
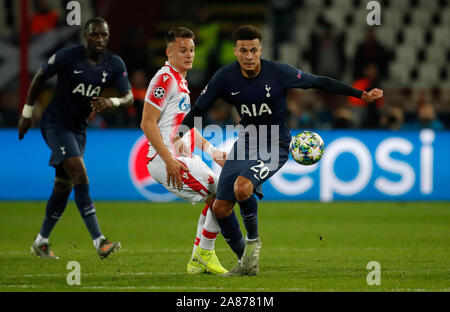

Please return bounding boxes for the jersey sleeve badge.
[48,54,56,65]
[153,87,166,99]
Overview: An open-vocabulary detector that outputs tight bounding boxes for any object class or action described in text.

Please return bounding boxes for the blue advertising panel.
[1,129,449,201]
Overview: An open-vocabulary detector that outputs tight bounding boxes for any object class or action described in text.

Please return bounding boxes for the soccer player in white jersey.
[140,27,228,275]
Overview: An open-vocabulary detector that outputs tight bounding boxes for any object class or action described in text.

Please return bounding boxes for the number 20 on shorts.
[251,160,270,181]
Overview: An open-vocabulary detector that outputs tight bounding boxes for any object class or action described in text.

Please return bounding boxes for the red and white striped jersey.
[144,62,195,160]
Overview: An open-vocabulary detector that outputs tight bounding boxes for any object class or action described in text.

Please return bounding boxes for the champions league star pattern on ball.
[289,131,325,166]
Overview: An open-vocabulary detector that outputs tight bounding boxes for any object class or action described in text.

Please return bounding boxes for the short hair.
[165,27,195,46]
[232,25,262,44]
[84,17,108,33]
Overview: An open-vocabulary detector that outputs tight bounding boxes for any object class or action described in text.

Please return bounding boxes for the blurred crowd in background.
[0,0,448,131]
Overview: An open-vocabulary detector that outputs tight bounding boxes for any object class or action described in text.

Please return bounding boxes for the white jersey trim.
[145,99,163,112]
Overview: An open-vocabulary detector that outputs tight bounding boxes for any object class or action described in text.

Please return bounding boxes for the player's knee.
[66,169,89,185]
[205,196,215,207]
[75,174,89,185]
[54,179,73,195]
[212,200,233,219]
[62,158,88,185]
[234,178,253,202]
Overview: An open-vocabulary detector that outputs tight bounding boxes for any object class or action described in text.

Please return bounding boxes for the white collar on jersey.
[165,61,189,92]
[165,62,183,76]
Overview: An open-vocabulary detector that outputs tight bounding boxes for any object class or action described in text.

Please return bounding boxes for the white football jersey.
[144,62,195,160]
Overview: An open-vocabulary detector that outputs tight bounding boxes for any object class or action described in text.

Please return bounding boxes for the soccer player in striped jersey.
[140,27,228,275]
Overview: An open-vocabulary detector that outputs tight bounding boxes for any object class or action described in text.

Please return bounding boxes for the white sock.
[192,204,208,255]
[199,208,220,250]
[35,233,48,245]
[93,235,105,249]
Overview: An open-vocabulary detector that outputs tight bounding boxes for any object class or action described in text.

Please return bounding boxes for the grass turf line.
[0,201,448,292]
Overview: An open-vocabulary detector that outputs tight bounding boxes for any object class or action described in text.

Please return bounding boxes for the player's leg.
[190,196,228,275]
[212,199,246,261]
[178,157,227,275]
[187,203,209,274]
[148,156,227,274]
[191,203,209,256]
[198,196,220,251]
[62,156,120,259]
[213,160,247,264]
[229,176,262,276]
[31,166,73,259]
[192,196,219,255]
[226,146,290,276]
[235,177,259,241]
[32,126,78,259]
[147,157,211,257]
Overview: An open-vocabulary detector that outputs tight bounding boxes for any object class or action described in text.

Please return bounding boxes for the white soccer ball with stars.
[289,130,325,166]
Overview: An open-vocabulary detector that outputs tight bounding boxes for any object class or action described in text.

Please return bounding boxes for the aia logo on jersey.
[179,97,190,112]
[128,134,175,201]
[72,83,101,97]
[240,103,273,117]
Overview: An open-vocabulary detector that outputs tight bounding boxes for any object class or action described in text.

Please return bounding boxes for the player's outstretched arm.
[18,68,47,140]
[193,129,227,167]
[90,90,134,113]
[311,74,383,101]
[140,102,188,190]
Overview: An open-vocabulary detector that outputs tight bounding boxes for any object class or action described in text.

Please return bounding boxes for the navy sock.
[218,210,246,260]
[39,190,70,238]
[238,195,259,240]
[74,183,102,240]
[82,214,102,240]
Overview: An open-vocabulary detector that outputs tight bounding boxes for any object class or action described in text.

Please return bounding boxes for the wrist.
[22,104,34,119]
[159,146,176,162]
[110,97,120,107]
[205,143,217,157]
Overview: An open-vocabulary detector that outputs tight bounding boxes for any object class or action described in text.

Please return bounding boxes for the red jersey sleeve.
[145,73,174,111]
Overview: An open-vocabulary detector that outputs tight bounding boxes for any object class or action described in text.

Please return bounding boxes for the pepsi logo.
[128,134,175,201]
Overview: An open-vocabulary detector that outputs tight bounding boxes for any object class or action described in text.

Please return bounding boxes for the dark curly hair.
[232,25,262,44]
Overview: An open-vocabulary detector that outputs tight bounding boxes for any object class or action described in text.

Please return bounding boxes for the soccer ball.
[289,131,325,166]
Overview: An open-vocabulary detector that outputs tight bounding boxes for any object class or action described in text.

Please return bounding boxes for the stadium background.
[0,0,449,201]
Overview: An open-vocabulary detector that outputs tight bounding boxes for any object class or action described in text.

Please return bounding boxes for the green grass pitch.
[0,201,448,292]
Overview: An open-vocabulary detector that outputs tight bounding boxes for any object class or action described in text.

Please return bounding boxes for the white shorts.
[147,155,218,205]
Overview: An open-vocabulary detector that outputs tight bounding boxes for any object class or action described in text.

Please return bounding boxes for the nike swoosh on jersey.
[231,91,241,95]
[74,70,83,74]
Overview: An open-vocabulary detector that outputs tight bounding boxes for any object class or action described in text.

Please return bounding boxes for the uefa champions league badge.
[128,134,175,201]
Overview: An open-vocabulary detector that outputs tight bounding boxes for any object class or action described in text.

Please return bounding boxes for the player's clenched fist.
[173,137,192,157]
[212,150,227,167]
[90,97,114,112]
[361,88,383,103]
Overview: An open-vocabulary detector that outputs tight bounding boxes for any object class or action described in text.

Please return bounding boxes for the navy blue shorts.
[216,139,290,202]
[41,124,86,168]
